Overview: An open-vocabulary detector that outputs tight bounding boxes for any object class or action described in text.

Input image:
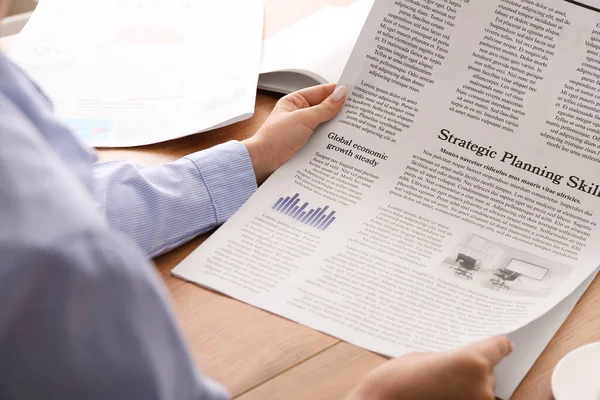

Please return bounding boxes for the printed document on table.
[10,0,263,147]
[175,0,600,396]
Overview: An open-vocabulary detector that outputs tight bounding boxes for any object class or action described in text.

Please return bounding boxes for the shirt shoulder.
[0,51,97,193]
[0,90,101,253]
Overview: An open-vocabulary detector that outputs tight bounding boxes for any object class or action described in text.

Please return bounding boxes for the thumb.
[296,85,347,129]
[463,336,514,367]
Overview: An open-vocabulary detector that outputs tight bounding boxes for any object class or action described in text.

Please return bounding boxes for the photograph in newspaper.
[439,233,572,297]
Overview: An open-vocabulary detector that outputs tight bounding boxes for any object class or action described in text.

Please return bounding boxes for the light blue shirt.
[0,51,257,399]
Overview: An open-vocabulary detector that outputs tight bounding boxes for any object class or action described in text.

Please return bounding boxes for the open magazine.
[258,0,373,94]
[174,0,600,397]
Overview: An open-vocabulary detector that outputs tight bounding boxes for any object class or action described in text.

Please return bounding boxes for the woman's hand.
[243,83,346,184]
[345,336,513,400]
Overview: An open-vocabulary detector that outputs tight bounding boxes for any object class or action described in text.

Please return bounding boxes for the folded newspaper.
[174,0,600,397]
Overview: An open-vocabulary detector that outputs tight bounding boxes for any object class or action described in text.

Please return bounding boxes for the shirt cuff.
[185,140,257,225]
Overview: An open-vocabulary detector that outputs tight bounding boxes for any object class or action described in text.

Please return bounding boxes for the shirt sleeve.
[0,93,230,400]
[93,141,257,258]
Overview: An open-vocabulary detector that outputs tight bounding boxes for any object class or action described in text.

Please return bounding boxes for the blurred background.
[7,0,37,16]
[2,0,37,36]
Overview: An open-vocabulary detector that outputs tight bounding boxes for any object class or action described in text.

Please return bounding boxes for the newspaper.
[174,0,600,396]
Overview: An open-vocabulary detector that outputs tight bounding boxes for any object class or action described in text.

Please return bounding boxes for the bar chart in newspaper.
[271,192,336,231]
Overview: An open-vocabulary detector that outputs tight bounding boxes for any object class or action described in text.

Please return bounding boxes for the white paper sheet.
[10,0,263,147]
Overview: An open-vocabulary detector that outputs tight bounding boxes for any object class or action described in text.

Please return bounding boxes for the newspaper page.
[10,0,263,147]
[495,269,597,398]
[174,0,600,379]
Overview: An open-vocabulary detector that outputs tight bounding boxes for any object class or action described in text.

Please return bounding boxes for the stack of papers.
[10,0,373,147]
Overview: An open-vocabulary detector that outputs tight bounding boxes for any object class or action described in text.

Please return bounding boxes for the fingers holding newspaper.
[344,336,513,400]
[243,83,346,184]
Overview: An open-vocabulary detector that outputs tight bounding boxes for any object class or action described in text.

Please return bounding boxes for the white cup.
[552,342,600,400]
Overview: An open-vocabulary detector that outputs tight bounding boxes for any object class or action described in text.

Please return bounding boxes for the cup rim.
[551,341,600,399]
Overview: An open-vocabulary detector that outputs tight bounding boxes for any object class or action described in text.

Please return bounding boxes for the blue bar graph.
[272,193,337,231]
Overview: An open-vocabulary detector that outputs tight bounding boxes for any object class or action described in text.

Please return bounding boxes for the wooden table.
[3,1,600,398]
